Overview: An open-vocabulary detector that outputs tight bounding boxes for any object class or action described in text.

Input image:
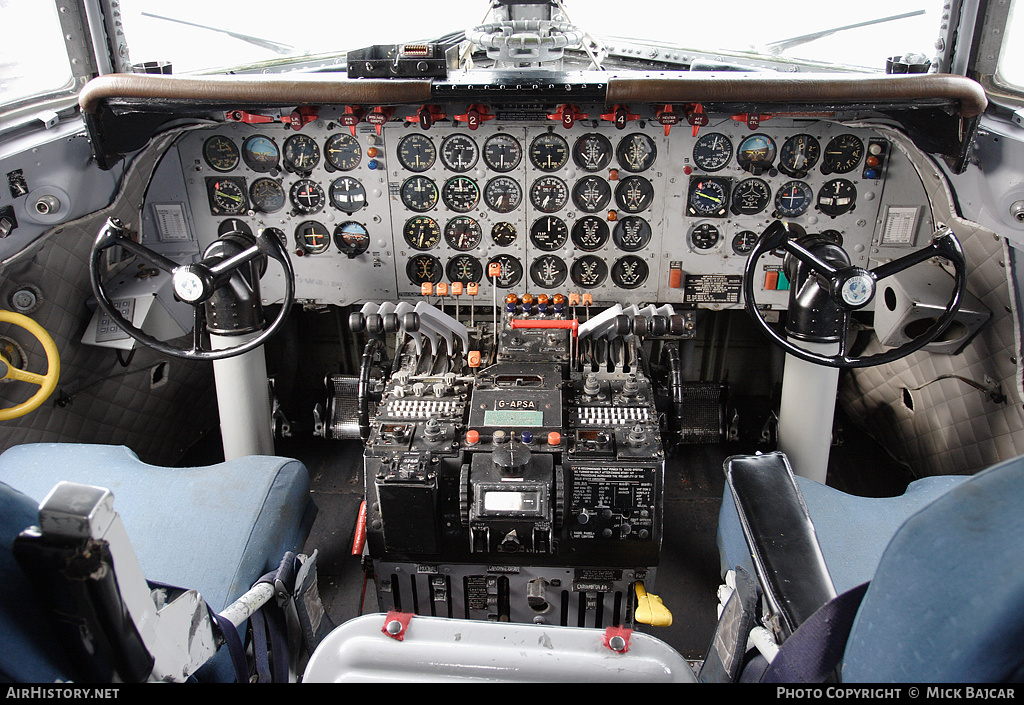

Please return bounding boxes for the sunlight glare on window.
[0,0,74,109]
[996,0,1024,91]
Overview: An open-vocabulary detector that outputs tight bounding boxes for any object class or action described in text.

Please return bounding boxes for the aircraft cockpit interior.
[1,0,1023,685]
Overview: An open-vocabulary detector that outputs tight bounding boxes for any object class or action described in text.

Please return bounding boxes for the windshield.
[118,0,943,74]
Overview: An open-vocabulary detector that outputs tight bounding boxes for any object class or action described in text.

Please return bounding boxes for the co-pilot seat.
[0,443,317,682]
[714,450,1024,683]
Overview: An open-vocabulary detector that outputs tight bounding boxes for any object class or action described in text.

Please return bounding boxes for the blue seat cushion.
[0,443,316,614]
[843,455,1024,682]
[718,470,968,594]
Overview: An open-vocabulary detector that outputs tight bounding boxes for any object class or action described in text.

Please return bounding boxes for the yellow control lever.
[634,581,673,627]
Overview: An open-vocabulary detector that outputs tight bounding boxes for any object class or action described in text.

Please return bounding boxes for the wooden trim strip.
[606,73,988,118]
[79,73,434,114]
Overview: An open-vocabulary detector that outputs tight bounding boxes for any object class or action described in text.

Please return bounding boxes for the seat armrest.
[725,452,837,638]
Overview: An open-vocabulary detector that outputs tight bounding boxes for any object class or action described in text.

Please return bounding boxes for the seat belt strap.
[762,581,869,683]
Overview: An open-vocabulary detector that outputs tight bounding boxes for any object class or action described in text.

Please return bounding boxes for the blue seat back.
[843,455,1024,682]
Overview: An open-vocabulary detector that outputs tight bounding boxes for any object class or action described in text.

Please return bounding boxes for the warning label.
[683,274,742,304]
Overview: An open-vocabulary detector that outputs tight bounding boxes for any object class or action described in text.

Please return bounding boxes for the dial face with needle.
[444,216,482,250]
[406,254,442,285]
[283,134,320,172]
[397,133,436,172]
[821,134,864,174]
[686,177,729,217]
[324,133,361,171]
[207,178,247,215]
[403,216,441,250]
[572,133,613,171]
[530,216,568,251]
[483,134,523,172]
[529,133,569,171]
[615,175,654,213]
[779,134,820,177]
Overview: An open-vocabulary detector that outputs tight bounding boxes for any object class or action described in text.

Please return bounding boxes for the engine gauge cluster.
[172,107,896,309]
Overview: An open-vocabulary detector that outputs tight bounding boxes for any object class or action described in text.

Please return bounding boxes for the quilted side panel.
[0,130,217,465]
[839,130,1024,476]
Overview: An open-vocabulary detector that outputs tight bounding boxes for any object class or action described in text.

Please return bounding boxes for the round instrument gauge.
[529,133,570,172]
[778,134,820,177]
[570,255,608,288]
[249,178,286,213]
[612,216,652,252]
[444,216,483,250]
[732,230,759,255]
[572,133,613,172]
[486,254,524,288]
[407,254,443,285]
[483,134,523,172]
[774,180,814,217]
[571,216,609,251]
[441,176,480,212]
[397,133,436,172]
[203,135,240,172]
[283,134,320,172]
[530,254,568,288]
[572,176,611,213]
[400,176,439,212]
[440,134,479,172]
[241,135,279,172]
[403,216,441,250]
[687,178,729,217]
[610,255,649,289]
[821,134,864,174]
[483,176,522,213]
[324,133,361,171]
[530,176,569,213]
[290,180,325,214]
[295,221,330,254]
[817,179,857,216]
[219,218,253,238]
[692,132,732,172]
[615,175,654,213]
[491,221,517,246]
[334,221,369,258]
[736,134,777,174]
[530,216,569,251]
[210,179,247,215]
[447,254,483,284]
[329,176,367,213]
[690,223,721,251]
[731,178,771,216]
[616,133,657,172]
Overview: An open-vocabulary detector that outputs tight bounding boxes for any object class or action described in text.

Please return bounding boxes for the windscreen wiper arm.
[764,10,926,55]
[141,12,296,55]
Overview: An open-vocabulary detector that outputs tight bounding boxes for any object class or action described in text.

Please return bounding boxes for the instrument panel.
[155,105,934,311]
